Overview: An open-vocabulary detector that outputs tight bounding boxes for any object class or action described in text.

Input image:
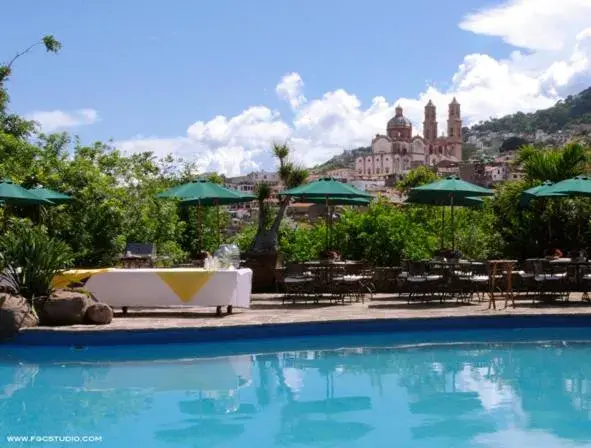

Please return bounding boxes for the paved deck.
[23,293,591,332]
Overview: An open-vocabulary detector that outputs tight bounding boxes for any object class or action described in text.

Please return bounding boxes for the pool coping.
[6,313,591,346]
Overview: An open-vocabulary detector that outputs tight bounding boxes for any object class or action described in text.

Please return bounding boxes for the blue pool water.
[2,327,591,447]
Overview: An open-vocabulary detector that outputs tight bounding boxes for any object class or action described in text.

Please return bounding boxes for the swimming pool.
[2,324,591,447]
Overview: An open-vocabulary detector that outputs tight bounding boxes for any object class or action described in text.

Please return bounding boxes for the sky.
[2,0,591,176]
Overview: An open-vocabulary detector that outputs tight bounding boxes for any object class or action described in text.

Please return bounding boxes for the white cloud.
[116,0,591,175]
[459,0,591,52]
[117,106,289,177]
[276,72,306,110]
[27,108,99,133]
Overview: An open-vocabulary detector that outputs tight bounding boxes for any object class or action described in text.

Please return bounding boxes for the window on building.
[368,169,372,175]
[376,168,380,174]
[385,167,390,174]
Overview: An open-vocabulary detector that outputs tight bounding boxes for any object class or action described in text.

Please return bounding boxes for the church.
[355,98,463,178]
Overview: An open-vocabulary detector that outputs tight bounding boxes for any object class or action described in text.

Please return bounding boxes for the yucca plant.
[0,222,74,305]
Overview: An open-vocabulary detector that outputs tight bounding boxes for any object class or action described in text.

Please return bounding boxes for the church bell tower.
[447,97,462,143]
[423,100,438,142]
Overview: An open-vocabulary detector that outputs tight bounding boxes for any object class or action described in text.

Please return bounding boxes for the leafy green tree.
[500,136,530,153]
[1,35,61,138]
[396,166,439,193]
[516,141,590,183]
[250,143,308,253]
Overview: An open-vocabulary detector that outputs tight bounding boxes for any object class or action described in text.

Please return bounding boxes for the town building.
[355,99,463,178]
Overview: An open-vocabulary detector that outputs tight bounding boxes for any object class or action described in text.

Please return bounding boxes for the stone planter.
[243,251,278,293]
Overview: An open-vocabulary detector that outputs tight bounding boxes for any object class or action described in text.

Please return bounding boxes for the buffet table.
[52,268,253,315]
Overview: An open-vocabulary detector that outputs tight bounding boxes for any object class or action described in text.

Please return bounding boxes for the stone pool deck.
[23,293,591,332]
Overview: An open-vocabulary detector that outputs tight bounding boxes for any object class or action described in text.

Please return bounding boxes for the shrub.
[0,221,74,302]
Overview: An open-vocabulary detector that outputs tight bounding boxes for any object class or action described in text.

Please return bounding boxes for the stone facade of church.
[355,99,463,177]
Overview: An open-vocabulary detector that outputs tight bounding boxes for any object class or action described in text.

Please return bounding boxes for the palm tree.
[250,143,308,253]
[516,142,590,183]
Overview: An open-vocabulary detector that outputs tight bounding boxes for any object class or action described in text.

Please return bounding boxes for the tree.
[462,143,478,160]
[396,166,439,193]
[207,173,224,184]
[516,142,590,183]
[500,136,529,153]
[1,35,61,138]
[249,143,308,253]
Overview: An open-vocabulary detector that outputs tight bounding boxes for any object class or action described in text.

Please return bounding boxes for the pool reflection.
[1,341,591,447]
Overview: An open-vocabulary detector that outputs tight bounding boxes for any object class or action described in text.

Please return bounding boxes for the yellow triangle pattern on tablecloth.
[156,271,214,303]
[51,269,111,289]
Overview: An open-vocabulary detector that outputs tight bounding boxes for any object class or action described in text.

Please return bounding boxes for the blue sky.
[2,0,590,174]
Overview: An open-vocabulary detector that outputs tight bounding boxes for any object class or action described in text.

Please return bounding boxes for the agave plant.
[0,221,74,304]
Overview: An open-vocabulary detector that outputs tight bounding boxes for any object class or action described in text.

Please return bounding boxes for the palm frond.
[255,182,271,202]
[272,143,289,163]
[286,166,308,188]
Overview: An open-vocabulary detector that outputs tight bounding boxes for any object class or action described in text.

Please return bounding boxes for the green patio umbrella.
[280,177,373,199]
[29,186,73,205]
[0,179,53,205]
[280,178,373,251]
[298,196,372,206]
[0,179,53,230]
[539,175,591,197]
[408,176,494,250]
[520,181,566,208]
[157,179,255,248]
[405,193,484,207]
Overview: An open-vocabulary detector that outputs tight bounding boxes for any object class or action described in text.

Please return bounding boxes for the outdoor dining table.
[488,260,518,310]
[52,267,253,316]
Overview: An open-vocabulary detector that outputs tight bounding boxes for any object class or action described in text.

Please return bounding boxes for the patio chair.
[275,263,314,304]
[463,262,490,303]
[531,259,569,303]
[120,243,156,268]
[336,263,375,303]
[578,263,591,302]
[406,260,443,303]
[513,259,537,302]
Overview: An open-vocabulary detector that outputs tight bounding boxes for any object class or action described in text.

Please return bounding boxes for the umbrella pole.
[441,206,445,249]
[325,196,329,252]
[451,195,455,251]
[330,205,334,250]
[2,204,7,233]
[197,203,203,252]
[216,204,221,248]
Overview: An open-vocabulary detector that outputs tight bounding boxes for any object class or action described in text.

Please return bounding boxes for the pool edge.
[5,313,591,346]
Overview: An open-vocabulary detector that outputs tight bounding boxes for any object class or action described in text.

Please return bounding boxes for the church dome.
[387,106,412,128]
[387,115,412,128]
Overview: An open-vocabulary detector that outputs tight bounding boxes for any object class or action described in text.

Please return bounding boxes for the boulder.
[0,294,39,338]
[85,303,113,325]
[38,289,95,326]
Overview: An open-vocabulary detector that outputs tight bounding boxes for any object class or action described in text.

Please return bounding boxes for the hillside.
[312,146,370,172]
[469,86,591,135]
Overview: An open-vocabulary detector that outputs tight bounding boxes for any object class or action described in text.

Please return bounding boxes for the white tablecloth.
[52,268,253,308]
